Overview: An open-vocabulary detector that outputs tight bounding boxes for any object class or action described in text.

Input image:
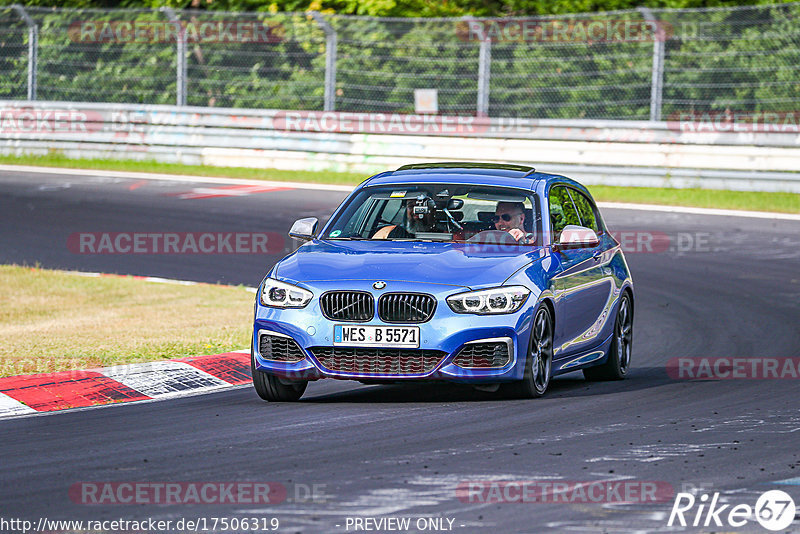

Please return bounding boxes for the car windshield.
[323,184,540,246]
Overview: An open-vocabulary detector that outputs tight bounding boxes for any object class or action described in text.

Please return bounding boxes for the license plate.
[333,325,420,348]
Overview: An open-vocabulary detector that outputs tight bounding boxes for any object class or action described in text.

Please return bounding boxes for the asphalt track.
[1,169,799,533]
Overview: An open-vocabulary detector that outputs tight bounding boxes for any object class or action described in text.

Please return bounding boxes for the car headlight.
[446,286,530,315]
[260,278,313,308]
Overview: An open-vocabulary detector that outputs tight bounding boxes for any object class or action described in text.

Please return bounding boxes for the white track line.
[0,164,355,192]
[62,270,257,292]
[0,392,36,418]
[1,164,797,220]
[597,201,800,221]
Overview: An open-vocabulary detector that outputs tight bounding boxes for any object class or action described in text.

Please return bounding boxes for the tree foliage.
[1,0,798,17]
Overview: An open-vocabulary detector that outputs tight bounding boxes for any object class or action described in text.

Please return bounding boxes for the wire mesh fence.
[1,3,799,120]
[25,8,174,104]
[0,6,29,100]
[656,4,800,119]
[177,10,326,109]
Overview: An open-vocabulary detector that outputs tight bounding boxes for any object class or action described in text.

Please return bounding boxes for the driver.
[372,196,438,239]
[493,201,530,243]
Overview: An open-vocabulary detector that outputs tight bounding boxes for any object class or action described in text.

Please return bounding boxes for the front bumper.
[252,280,534,383]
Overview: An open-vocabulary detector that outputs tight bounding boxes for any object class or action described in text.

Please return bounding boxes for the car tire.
[502,304,553,398]
[584,292,633,381]
[251,344,308,402]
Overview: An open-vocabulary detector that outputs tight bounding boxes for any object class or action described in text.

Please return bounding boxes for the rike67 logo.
[668,489,796,531]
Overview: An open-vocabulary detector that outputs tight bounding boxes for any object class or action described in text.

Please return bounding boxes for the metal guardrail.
[1,101,799,193]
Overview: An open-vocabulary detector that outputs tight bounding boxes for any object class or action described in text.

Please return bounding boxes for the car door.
[549,186,615,358]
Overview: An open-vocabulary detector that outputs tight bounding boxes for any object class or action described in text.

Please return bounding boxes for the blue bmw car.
[251,163,634,401]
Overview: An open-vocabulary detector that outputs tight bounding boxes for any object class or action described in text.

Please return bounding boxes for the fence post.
[162,7,186,107]
[639,7,665,122]
[311,11,337,112]
[478,38,491,117]
[11,5,37,101]
[464,17,491,117]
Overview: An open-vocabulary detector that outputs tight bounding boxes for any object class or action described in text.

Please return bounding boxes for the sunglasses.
[491,213,520,222]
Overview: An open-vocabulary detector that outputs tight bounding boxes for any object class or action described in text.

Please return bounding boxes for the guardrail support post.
[162,7,186,107]
[311,11,337,112]
[639,7,665,122]
[12,5,37,101]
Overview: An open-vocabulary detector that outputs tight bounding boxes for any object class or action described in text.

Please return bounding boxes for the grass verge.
[0,265,252,377]
[587,185,799,214]
[0,153,798,214]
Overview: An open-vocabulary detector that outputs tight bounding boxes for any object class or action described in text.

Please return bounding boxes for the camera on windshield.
[411,196,434,219]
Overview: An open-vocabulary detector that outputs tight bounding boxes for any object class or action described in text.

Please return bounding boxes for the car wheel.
[503,304,553,398]
[584,292,633,381]
[251,344,308,402]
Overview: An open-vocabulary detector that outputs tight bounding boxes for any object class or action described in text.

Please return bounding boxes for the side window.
[568,190,600,233]
[381,199,405,226]
[364,199,404,236]
[359,199,392,237]
[548,186,581,241]
[349,198,375,237]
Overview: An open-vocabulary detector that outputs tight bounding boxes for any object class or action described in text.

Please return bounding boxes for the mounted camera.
[410,195,436,219]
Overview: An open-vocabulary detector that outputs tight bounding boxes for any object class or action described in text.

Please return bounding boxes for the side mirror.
[556,225,599,249]
[447,198,464,210]
[288,217,318,242]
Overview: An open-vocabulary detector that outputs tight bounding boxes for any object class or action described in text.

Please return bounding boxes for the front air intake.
[320,291,374,322]
[452,341,511,368]
[259,333,305,363]
[310,347,446,375]
[378,292,436,323]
